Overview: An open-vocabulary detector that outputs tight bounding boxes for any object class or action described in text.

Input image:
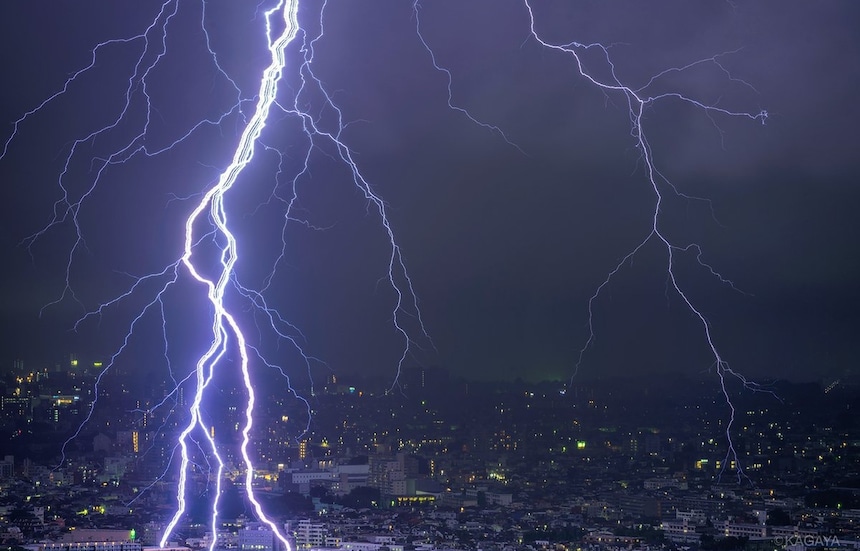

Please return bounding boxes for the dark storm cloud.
[319,1,860,381]
[0,1,858,383]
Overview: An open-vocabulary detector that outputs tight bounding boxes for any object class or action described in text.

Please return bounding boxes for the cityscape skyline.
[1,361,858,548]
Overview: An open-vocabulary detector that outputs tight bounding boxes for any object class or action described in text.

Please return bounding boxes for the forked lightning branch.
[1,0,768,546]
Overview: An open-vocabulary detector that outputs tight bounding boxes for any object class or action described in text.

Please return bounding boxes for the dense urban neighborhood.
[1,359,858,551]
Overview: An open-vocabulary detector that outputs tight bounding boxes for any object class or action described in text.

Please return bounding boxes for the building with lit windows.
[239,523,277,551]
[293,520,326,549]
[34,530,143,551]
[38,543,141,551]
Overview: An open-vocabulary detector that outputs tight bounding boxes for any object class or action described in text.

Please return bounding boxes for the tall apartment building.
[293,520,326,549]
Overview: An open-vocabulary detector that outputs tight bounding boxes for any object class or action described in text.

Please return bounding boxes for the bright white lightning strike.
[3,0,774,543]
[3,0,429,543]
[162,2,299,547]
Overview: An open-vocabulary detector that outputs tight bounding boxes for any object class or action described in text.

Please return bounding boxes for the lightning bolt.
[3,0,428,545]
[415,0,769,481]
[3,0,774,540]
[514,1,768,481]
[161,3,300,546]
